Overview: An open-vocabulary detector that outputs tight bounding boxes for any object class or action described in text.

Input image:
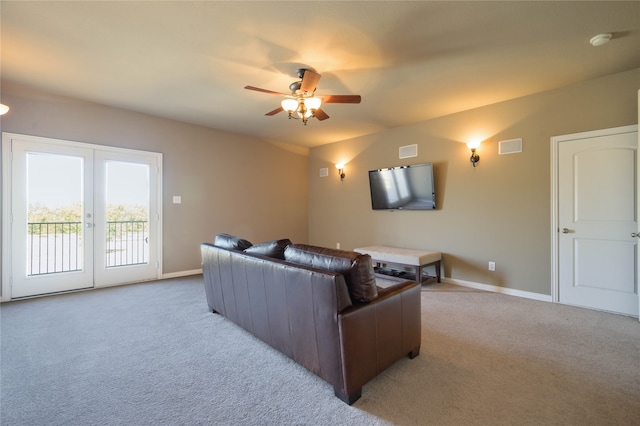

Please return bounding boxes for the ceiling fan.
[244,68,361,125]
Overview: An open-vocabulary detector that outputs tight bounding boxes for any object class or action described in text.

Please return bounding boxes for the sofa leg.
[334,387,362,405]
[408,348,420,359]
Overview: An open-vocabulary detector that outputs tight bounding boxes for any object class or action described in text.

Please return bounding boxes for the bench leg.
[418,261,442,283]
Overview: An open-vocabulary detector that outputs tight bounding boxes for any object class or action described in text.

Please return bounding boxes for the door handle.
[85,223,93,228]
[632,233,640,238]
[561,228,570,234]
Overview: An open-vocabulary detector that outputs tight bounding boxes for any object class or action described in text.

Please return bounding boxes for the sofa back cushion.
[244,238,292,260]
[284,244,378,302]
[213,233,253,251]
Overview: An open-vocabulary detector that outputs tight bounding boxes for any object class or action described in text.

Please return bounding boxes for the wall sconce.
[335,163,345,181]
[0,103,9,115]
[466,140,481,167]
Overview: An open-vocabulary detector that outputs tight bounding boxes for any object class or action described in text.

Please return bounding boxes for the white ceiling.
[2,1,639,148]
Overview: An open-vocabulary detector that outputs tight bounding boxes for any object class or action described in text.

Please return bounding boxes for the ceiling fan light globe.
[281,98,298,113]
[304,97,322,110]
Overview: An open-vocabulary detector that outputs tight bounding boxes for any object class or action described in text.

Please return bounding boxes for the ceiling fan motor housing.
[291,68,314,94]
[289,81,302,93]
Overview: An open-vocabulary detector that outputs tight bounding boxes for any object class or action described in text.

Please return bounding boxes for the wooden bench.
[354,245,441,283]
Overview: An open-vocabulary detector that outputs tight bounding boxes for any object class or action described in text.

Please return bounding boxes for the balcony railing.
[27,220,148,276]
[28,222,82,276]
[106,220,148,268]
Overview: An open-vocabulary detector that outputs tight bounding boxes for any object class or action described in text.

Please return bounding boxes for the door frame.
[550,124,638,316]
[2,132,163,301]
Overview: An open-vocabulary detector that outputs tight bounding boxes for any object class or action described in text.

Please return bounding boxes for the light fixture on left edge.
[0,103,9,115]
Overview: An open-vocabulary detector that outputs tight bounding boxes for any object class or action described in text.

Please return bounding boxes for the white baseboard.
[441,277,553,302]
[162,270,550,302]
[162,269,202,279]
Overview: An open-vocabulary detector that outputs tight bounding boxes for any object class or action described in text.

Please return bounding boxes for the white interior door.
[556,126,638,316]
[2,133,162,300]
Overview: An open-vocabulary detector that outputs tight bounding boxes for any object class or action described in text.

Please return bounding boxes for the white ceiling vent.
[399,144,418,159]
[499,138,523,155]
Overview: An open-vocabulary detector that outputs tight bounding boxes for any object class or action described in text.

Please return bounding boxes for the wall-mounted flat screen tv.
[368,163,436,210]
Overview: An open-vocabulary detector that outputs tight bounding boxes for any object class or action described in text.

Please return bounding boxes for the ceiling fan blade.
[244,85,288,96]
[314,108,330,121]
[322,94,362,104]
[265,107,284,116]
[300,70,321,94]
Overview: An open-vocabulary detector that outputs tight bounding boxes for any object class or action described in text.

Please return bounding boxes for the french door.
[2,133,162,299]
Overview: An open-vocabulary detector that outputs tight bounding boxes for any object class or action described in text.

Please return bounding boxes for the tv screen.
[368,163,435,210]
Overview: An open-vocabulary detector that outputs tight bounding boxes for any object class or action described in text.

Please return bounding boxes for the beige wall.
[0,82,309,283]
[2,69,638,298]
[308,68,640,296]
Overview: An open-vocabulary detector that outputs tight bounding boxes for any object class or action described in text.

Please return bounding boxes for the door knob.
[632,233,640,238]
[561,228,570,234]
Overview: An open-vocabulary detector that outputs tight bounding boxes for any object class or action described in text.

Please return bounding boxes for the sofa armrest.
[374,279,419,299]
[336,280,421,400]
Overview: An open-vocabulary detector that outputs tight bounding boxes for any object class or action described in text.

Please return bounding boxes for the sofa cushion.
[284,244,378,303]
[244,238,292,259]
[213,233,253,251]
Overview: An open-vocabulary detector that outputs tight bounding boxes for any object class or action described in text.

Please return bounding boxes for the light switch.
[173,196,182,204]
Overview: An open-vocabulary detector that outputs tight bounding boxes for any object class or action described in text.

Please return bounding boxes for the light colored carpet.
[1,276,639,425]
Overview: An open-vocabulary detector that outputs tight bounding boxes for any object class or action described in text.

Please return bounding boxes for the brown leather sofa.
[201,234,421,404]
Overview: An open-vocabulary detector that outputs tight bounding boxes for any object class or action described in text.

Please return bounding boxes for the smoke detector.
[590,33,612,47]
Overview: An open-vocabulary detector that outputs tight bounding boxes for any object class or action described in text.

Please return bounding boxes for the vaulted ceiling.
[2,1,639,148]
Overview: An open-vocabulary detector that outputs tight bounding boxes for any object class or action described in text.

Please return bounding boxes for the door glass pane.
[26,153,83,275]
[105,161,149,268]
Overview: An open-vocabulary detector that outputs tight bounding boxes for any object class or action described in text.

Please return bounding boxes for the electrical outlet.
[488,261,496,271]
[336,243,341,249]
